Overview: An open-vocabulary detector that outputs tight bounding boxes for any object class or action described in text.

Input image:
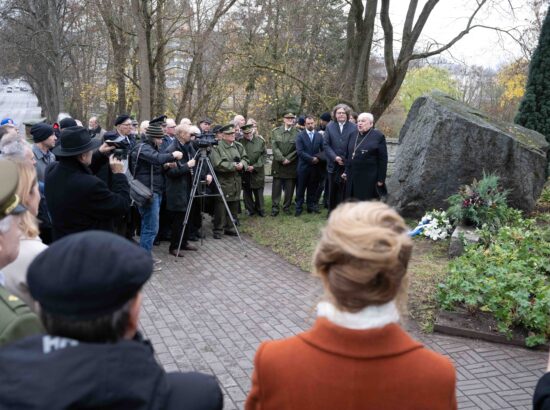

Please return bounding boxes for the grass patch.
[407,238,449,332]
[240,197,326,272]
[240,197,449,332]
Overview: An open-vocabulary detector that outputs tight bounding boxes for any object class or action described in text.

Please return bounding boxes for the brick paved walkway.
[139,233,546,410]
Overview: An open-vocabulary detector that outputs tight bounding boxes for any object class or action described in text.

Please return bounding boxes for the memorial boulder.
[387,92,549,217]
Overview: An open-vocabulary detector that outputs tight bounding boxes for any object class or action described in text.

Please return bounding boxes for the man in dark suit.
[45,126,131,240]
[323,104,357,212]
[0,230,223,409]
[295,115,324,216]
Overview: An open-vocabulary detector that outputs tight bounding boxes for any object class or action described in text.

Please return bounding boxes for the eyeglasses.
[122,122,132,126]
[336,111,346,115]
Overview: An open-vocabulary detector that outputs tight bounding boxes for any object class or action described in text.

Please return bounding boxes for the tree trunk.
[132,0,151,120]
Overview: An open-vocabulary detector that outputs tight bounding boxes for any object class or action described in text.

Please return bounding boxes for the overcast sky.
[385,0,542,68]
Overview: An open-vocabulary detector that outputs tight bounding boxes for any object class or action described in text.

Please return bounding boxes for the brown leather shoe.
[181,244,198,251]
[169,249,184,257]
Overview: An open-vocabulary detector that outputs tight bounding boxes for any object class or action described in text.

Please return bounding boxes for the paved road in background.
[0,82,41,132]
[142,234,547,410]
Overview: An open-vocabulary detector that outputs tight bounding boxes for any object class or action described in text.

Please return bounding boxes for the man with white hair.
[343,112,388,201]
[88,116,105,141]
[233,114,245,140]
[0,133,36,166]
[0,159,43,347]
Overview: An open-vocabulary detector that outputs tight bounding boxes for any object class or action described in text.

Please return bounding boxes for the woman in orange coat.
[246,202,457,410]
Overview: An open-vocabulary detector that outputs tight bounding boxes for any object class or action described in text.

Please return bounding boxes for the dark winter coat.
[45,155,130,241]
[345,128,388,201]
[323,121,357,173]
[0,333,223,410]
[129,140,175,195]
[165,140,195,212]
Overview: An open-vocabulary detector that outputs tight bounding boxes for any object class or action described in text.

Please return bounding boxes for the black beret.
[297,116,305,126]
[149,115,167,126]
[320,112,332,122]
[212,125,223,134]
[28,231,153,319]
[59,117,77,129]
[114,114,131,126]
[30,122,54,143]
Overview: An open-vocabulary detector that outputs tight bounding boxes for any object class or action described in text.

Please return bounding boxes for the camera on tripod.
[105,136,131,160]
[196,132,218,148]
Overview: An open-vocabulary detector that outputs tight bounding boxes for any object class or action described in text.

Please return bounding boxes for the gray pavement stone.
[138,232,547,409]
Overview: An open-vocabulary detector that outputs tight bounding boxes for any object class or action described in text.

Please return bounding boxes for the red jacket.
[246,318,457,410]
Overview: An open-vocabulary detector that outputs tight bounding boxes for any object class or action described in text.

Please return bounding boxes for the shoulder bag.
[127,144,153,207]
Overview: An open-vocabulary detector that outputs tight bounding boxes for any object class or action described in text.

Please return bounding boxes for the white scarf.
[317,300,400,330]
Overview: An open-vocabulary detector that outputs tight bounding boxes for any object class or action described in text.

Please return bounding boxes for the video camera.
[105,136,131,160]
[196,132,218,148]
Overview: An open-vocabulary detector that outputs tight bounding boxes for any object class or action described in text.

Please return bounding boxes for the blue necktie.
[309,132,313,142]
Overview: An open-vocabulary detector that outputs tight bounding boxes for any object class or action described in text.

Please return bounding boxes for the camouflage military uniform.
[241,133,267,216]
[271,126,299,214]
[210,139,249,236]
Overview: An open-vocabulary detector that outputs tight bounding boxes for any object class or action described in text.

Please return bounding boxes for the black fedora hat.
[53,126,102,157]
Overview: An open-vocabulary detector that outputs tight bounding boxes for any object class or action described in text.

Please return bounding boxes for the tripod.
[175,145,247,256]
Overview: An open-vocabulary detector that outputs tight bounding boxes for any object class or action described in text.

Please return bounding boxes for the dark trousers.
[170,210,190,251]
[295,167,320,211]
[213,199,238,234]
[243,187,264,215]
[328,171,346,212]
[272,177,296,212]
[316,169,328,208]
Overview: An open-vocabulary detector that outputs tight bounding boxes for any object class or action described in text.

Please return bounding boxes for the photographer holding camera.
[210,124,248,239]
[164,124,213,257]
[129,122,183,255]
[45,126,131,240]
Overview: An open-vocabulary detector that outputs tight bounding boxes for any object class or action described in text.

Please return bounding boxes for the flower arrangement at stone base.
[410,210,453,240]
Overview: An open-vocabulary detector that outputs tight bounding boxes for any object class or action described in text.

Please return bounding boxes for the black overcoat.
[45,156,131,240]
[323,121,357,174]
[344,128,388,201]
[164,140,195,212]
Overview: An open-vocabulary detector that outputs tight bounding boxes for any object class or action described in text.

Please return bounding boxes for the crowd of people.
[1,105,548,408]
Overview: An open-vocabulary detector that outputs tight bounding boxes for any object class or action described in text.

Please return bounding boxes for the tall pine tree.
[515,6,550,144]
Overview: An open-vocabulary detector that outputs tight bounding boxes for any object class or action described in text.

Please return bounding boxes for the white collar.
[317,300,400,330]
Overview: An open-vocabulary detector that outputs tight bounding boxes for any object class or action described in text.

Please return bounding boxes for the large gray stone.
[387,92,549,217]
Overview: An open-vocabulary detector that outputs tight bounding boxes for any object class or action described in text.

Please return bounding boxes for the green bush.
[438,221,550,346]
[446,174,522,231]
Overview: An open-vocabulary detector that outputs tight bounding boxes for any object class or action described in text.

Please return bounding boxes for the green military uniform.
[210,128,249,236]
[241,125,267,216]
[0,286,43,347]
[271,116,299,215]
[0,159,44,347]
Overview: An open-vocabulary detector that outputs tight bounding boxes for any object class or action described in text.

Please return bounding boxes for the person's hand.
[187,158,196,168]
[282,159,290,165]
[164,162,177,169]
[206,174,213,185]
[377,181,384,186]
[341,173,347,180]
[312,157,319,164]
[172,151,183,160]
[335,156,344,166]
[247,165,254,172]
[235,162,244,171]
[99,143,115,155]
[109,155,124,174]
